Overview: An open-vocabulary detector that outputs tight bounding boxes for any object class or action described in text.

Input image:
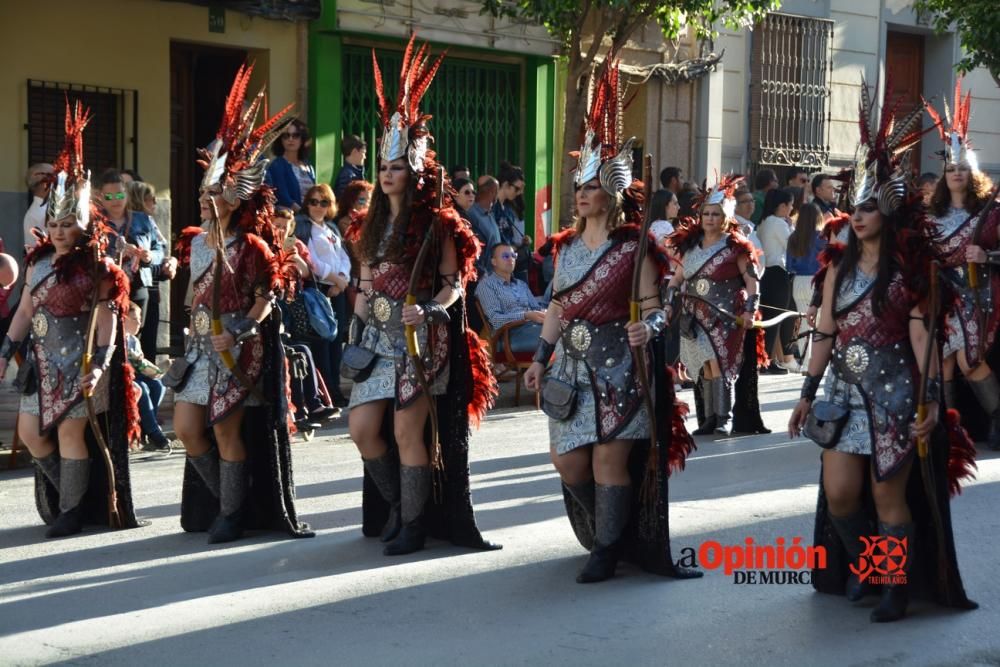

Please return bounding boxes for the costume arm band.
[533,338,556,365]
[226,317,260,344]
[664,287,679,311]
[925,377,941,404]
[421,301,451,325]
[643,311,667,337]
[744,293,760,314]
[800,374,822,403]
[809,287,823,309]
[91,344,116,372]
[0,336,20,362]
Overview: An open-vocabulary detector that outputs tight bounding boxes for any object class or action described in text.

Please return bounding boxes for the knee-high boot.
[713,377,733,436]
[829,510,875,601]
[46,458,91,538]
[692,377,717,435]
[942,380,958,413]
[870,522,914,623]
[208,459,247,544]
[968,373,1000,451]
[188,448,221,498]
[33,451,61,488]
[577,484,631,583]
[363,451,402,542]
[384,465,430,556]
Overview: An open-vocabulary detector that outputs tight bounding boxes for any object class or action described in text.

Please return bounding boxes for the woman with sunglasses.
[345,38,499,557]
[98,169,164,356]
[0,103,144,538]
[302,183,352,407]
[524,60,699,585]
[789,79,977,622]
[267,119,315,213]
[923,85,1000,450]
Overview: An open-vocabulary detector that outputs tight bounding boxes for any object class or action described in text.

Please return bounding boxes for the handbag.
[302,285,339,342]
[541,376,578,421]
[341,344,377,382]
[162,357,193,391]
[281,296,318,341]
[803,400,849,449]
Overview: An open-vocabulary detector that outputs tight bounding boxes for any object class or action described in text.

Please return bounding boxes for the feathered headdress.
[47,99,93,229]
[851,73,927,215]
[923,77,977,172]
[570,56,635,196]
[197,63,294,206]
[373,34,445,174]
[701,173,745,219]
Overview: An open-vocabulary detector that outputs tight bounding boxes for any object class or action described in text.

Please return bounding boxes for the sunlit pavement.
[1,375,998,666]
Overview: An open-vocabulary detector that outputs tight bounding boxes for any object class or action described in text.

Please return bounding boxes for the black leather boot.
[46,458,90,538]
[829,510,875,601]
[870,522,914,623]
[713,377,733,436]
[968,374,1000,451]
[691,377,717,436]
[384,465,430,556]
[363,452,402,542]
[208,459,246,544]
[577,484,630,583]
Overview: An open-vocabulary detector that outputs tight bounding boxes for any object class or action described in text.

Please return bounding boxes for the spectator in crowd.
[22,163,53,251]
[751,168,779,224]
[918,171,938,207]
[476,242,547,354]
[334,134,367,198]
[649,189,680,245]
[452,178,476,216]
[786,185,805,219]
[336,179,373,236]
[733,186,763,251]
[267,119,315,213]
[99,169,164,347]
[659,166,684,194]
[494,161,527,246]
[272,207,341,426]
[810,173,839,220]
[126,180,176,360]
[786,201,826,370]
[786,166,809,189]
[451,165,471,182]
[466,176,502,278]
[124,302,171,455]
[120,169,143,184]
[301,183,351,407]
[757,187,796,373]
[0,245,16,328]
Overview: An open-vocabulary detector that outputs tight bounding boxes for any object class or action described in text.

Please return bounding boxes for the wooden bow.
[208,198,268,405]
[681,293,803,330]
[82,248,123,529]
[916,260,951,600]
[405,166,446,498]
[631,155,660,504]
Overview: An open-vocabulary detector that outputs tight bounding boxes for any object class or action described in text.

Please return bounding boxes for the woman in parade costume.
[523,59,700,584]
[923,80,1000,449]
[169,65,313,544]
[0,102,144,538]
[789,77,977,622]
[344,36,500,556]
[665,176,766,437]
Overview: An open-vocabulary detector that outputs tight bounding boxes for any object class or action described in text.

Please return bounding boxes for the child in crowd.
[125,302,171,454]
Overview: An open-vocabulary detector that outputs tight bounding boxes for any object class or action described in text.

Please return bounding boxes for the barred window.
[27,79,138,174]
[749,13,833,170]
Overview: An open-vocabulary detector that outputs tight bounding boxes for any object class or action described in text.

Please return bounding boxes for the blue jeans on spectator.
[329,292,349,401]
[135,375,166,442]
[495,322,543,356]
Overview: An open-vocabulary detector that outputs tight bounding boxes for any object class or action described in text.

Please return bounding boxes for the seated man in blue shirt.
[476,243,547,354]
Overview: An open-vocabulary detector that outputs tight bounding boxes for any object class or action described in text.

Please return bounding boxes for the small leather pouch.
[803,400,849,449]
[162,357,193,391]
[541,376,578,421]
[341,344,377,383]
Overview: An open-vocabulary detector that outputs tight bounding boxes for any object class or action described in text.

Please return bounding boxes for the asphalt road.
[1,374,998,666]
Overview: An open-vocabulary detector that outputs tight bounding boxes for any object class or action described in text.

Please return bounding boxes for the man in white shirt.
[22,163,53,251]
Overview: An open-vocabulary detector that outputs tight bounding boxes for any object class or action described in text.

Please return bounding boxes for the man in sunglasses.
[476,242,547,355]
[98,169,164,344]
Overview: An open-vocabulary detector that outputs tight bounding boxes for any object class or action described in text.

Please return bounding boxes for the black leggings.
[760,266,793,358]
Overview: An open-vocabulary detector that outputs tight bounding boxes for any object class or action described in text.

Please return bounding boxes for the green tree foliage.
[483,0,778,227]
[913,0,1000,86]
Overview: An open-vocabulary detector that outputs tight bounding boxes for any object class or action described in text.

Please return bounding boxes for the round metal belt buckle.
[371,296,393,323]
[695,278,711,296]
[844,343,870,374]
[31,312,48,338]
[193,310,212,336]
[567,321,593,353]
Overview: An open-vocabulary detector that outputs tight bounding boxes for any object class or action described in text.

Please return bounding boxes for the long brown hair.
[788,202,823,258]
[930,168,993,217]
[355,174,417,264]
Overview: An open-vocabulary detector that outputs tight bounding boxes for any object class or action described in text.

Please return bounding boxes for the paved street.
[1,374,999,666]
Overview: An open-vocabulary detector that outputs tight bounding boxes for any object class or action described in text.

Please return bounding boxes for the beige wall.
[0,0,299,199]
